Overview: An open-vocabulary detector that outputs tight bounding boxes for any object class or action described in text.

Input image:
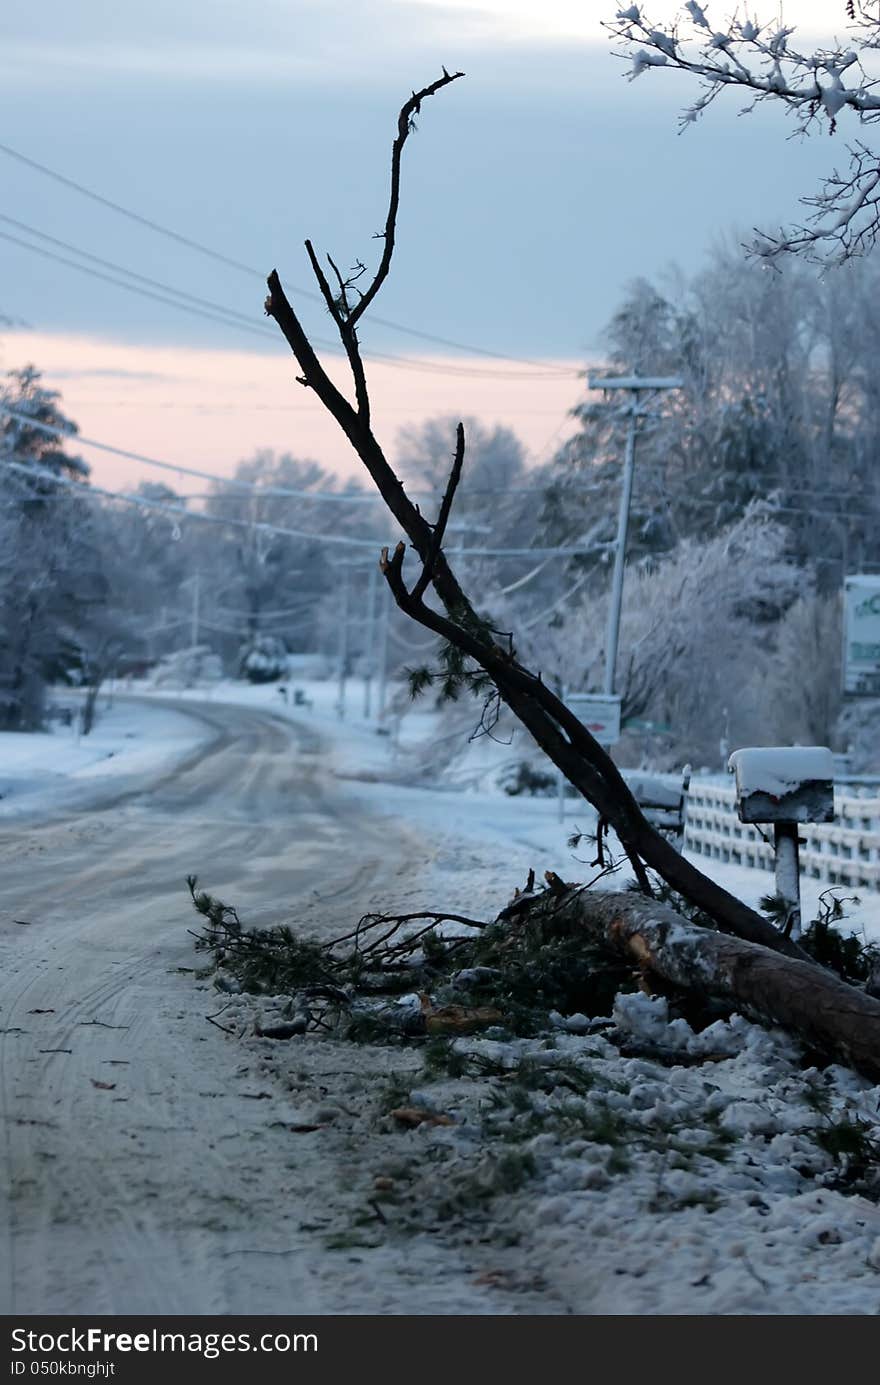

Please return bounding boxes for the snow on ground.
[154,676,880,1314]
[127,672,880,944]
[400,1015,880,1314]
[211,982,880,1313]
[689,857,880,946]
[0,694,210,820]
[9,676,880,1313]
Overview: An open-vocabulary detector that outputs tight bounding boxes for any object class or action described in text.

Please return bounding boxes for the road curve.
[0,699,504,1315]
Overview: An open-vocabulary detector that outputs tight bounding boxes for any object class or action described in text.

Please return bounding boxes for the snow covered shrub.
[757,592,842,748]
[238,635,288,684]
[837,699,880,775]
[514,509,801,767]
[499,761,557,797]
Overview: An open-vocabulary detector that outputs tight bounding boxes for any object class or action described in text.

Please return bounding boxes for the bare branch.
[324,250,372,422]
[752,141,880,262]
[304,240,342,325]
[349,69,465,327]
[265,269,364,447]
[412,421,466,600]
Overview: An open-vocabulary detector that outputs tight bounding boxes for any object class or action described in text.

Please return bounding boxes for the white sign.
[566,692,622,746]
[844,575,880,695]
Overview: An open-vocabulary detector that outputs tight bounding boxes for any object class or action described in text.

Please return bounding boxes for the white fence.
[684,781,880,892]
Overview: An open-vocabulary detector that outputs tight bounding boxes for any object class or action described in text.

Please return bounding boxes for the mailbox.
[726,746,835,942]
[727,746,834,825]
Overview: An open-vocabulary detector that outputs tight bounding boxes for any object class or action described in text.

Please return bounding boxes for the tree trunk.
[80,680,100,737]
[537,888,880,1083]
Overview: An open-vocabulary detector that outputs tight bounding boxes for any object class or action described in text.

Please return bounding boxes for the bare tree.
[263,71,810,961]
[608,2,880,262]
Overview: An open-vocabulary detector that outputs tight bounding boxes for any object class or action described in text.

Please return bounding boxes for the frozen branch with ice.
[607,3,880,261]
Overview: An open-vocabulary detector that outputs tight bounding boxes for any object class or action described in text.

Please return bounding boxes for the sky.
[0,0,854,490]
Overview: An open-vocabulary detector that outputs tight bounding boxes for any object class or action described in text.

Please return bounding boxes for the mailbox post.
[728,747,835,940]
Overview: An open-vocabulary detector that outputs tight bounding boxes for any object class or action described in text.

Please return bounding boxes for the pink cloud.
[2,330,583,492]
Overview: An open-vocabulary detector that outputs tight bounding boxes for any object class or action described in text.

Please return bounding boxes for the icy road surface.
[0,700,532,1315]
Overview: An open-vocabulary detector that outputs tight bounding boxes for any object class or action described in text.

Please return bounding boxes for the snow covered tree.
[67,493,188,733]
[759,591,843,748]
[201,450,382,664]
[0,365,89,485]
[396,415,529,537]
[0,368,94,729]
[395,413,554,613]
[554,245,880,580]
[238,634,289,683]
[608,2,880,262]
[509,509,801,765]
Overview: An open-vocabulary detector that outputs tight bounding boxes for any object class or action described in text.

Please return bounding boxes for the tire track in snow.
[0,701,418,1312]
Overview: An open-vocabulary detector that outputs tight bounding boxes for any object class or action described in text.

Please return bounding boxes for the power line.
[0,402,384,504]
[10,401,864,540]
[0,139,578,376]
[0,230,279,346]
[0,142,263,277]
[0,453,395,549]
[214,601,313,620]
[558,469,880,503]
[0,440,597,557]
[387,624,440,653]
[652,496,874,524]
[0,226,567,381]
[494,556,554,594]
[0,214,285,337]
[45,398,572,418]
[0,403,584,504]
[521,571,592,628]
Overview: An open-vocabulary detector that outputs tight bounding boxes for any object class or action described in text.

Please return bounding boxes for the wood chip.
[389,1107,455,1128]
[423,1004,503,1035]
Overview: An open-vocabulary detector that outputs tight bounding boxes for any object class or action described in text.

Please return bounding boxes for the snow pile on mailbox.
[727,746,835,824]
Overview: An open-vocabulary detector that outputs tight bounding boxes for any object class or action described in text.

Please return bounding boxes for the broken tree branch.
[530,887,880,1084]
[264,72,816,967]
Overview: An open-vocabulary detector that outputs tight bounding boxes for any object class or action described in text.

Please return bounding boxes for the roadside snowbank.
[0,696,210,819]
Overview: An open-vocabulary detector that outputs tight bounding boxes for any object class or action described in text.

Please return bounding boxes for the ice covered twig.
[607,3,880,261]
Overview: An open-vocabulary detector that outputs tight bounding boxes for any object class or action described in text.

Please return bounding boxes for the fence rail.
[684,781,880,891]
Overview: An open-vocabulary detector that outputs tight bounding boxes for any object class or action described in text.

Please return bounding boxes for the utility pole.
[363,561,378,720]
[588,375,682,697]
[336,563,350,720]
[190,571,201,649]
[376,580,390,725]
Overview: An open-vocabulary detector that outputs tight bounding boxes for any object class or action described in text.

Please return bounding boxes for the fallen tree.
[189,872,880,1082]
[262,70,813,963]
[523,885,880,1084]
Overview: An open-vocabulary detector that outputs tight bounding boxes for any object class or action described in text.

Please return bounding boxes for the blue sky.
[1,0,841,356]
[0,2,853,485]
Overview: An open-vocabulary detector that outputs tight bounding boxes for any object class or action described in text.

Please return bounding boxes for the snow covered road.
[0,700,524,1315]
[5,693,880,1317]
